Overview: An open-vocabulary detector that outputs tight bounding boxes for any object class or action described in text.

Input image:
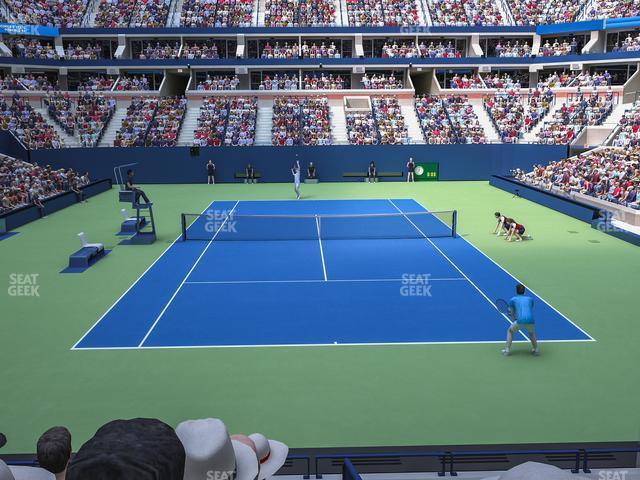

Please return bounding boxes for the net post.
[181,213,187,241]
[452,210,457,238]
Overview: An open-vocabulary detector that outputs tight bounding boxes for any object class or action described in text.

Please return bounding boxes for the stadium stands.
[537,91,615,144]
[5,36,58,59]
[259,73,299,90]
[346,0,419,26]
[484,89,552,143]
[94,0,171,27]
[517,147,639,207]
[196,74,240,91]
[263,0,336,26]
[3,0,88,27]
[302,73,347,90]
[445,94,487,143]
[0,94,63,148]
[0,156,89,213]
[381,41,462,58]
[361,73,403,89]
[180,0,253,27]
[612,101,640,147]
[427,0,503,26]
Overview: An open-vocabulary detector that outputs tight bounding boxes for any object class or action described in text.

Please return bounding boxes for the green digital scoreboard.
[414,162,439,181]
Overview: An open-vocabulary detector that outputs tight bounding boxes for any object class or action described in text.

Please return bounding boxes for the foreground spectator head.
[176,418,259,480]
[248,433,289,480]
[37,427,71,477]
[67,418,184,480]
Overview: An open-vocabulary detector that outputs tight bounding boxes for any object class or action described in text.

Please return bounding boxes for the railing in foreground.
[3,445,639,477]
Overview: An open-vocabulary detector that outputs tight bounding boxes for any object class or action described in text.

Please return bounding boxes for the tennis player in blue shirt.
[502,284,539,356]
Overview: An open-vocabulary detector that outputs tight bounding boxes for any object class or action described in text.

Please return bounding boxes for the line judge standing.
[206,160,215,184]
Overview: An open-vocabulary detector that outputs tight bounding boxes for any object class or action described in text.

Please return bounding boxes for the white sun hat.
[176,419,259,480]
[248,433,288,480]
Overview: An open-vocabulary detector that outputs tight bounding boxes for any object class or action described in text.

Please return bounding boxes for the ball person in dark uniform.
[206,160,215,184]
[406,157,415,182]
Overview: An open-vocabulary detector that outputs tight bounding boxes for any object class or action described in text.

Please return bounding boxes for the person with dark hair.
[502,284,538,356]
[493,212,514,236]
[37,426,72,479]
[125,169,151,206]
[367,161,377,183]
[307,162,316,180]
[206,160,215,185]
[291,160,301,200]
[245,164,256,184]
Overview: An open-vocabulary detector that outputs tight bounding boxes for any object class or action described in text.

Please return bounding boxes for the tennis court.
[73,198,593,349]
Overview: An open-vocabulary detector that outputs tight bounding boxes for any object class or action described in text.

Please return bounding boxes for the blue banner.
[0,23,59,37]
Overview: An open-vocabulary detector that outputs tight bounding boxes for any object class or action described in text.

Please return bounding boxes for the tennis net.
[181,210,457,241]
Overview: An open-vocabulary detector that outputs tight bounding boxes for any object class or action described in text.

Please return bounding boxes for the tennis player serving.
[292,160,301,200]
[497,283,539,356]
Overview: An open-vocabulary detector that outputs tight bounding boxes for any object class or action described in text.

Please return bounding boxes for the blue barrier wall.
[29,144,568,184]
[0,131,29,162]
[489,175,600,222]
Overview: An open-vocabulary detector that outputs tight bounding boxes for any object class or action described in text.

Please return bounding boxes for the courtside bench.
[235,172,262,183]
[68,245,105,269]
[343,171,403,181]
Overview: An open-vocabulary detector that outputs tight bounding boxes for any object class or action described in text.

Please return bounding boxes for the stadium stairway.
[472,103,501,143]
[35,107,81,148]
[521,101,563,143]
[255,99,274,145]
[399,101,426,144]
[99,106,129,147]
[169,0,186,26]
[329,102,349,145]
[177,102,201,146]
[256,0,267,25]
[84,0,101,27]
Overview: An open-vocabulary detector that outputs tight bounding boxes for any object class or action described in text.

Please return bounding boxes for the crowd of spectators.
[302,73,346,89]
[301,41,341,58]
[258,73,299,90]
[64,41,103,60]
[493,40,531,57]
[415,95,458,144]
[444,94,487,143]
[136,40,181,60]
[586,0,640,20]
[271,97,301,145]
[180,0,254,27]
[263,0,336,26]
[1,157,88,214]
[193,96,257,146]
[95,0,171,27]
[44,92,115,146]
[538,90,614,144]
[261,42,298,59]
[539,38,580,56]
[517,148,639,208]
[196,74,240,90]
[612,101,640,147]
[0,74,26,91]
[346,0,420,27]
[427,0,503,26]
[361,73,403,89]
[116,74,153,91]
[17,74,57,91]
[346,110,377,144]
[0,94,64,148]
[381,41,462,58]
[113,97,158,147]
[611,33,640,52]
[76,75,116,91]
[570,70,614,87]
[145,96,187,147]
[372,97,409,145]
[484,89,552,143]
[447,73,484,89]
[482,72,526,89]
[182,39,226,59]
[537,71,577,88]
[271,96,332,146]
[6,36,58,59]
[3,0,88,27]
[508,0,581,26]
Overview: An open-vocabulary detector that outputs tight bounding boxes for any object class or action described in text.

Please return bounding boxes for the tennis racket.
[495,298,513,318]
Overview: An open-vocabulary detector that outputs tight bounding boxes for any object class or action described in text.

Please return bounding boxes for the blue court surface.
[73,199,593,350]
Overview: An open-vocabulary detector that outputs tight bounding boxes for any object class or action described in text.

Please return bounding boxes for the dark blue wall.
[29,144,568,184]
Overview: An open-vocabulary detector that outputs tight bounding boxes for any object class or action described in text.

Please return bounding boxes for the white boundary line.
[387,199,531,343]
[315,215,328,281]
[70,199,231,350]
[72,338,593,351]
[407,198,595,342]
[184,278,467,285]
[136,201,240,348]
